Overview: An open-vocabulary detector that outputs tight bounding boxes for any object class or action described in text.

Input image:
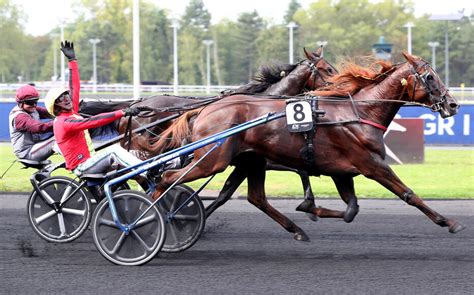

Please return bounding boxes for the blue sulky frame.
[102,111,286,234]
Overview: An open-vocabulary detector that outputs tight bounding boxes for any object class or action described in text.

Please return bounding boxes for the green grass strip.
[0,145,472,199]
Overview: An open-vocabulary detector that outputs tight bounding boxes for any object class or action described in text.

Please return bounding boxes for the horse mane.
[222,63,298,96]
[311,59,394,97]
[136,108,201,156]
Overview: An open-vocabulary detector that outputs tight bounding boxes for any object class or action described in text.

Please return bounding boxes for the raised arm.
[61,40,80,113]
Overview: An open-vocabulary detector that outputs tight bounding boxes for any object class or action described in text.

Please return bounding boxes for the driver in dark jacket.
[9,84,56,161]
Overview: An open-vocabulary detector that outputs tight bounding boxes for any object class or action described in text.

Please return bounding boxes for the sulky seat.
[18,159,52,170]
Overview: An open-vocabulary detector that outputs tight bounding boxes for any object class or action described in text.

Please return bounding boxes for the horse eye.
[327,68,334,74]
[426,74,433,80]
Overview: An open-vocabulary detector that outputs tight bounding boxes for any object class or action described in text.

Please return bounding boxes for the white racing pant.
[73,144,144,177]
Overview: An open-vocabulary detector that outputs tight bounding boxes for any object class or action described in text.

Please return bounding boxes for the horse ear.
[315,45,323,57]
[403,51,424,68]
[304,47,311,59]
[402,51,416,65]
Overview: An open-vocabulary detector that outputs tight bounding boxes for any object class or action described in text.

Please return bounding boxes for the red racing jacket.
[54,60,125,170]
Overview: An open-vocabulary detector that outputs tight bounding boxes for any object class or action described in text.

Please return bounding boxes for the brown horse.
[203,46,338,218]
[151,52,463,241]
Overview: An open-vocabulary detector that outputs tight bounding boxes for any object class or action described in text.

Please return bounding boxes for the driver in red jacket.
[44,41,143,179]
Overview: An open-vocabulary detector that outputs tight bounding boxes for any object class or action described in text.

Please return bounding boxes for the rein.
[117,96,221,144]
[124,115,133,151]
[129,96,220,115]
[309,94,388,132]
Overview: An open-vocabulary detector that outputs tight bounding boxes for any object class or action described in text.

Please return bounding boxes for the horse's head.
[403,52,459,118]
[303,46,338,90]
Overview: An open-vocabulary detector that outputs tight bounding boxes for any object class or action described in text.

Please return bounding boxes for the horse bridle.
[299,59,333,90]
[409,62,447,112]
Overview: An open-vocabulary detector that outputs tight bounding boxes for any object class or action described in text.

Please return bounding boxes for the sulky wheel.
[158,184,205,253]
[91,190,166,266]
[27,176,92,243]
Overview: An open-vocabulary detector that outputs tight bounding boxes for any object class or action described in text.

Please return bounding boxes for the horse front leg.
[265,162,319,221]
[331,175,359,223]
[247,155,310,242]
[293,171,351,221]
[265,163,317,206]
[294,170,317,213]
[360,159,465,233]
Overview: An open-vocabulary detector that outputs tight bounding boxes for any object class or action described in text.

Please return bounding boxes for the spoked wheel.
[27,176,92,243]
[91,190,166,266]
[158,184,205,253]
[88,181,131,209]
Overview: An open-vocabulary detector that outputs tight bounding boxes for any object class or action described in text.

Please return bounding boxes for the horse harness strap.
[347,94,387,132]
[359,119,387,132]
[300,95,326,166]
[304,94,387,132]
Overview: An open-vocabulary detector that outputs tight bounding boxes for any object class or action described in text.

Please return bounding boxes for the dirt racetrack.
[1,195,473,294]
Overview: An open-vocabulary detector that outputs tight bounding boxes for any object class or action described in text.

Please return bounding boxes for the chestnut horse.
[151,52,463,241]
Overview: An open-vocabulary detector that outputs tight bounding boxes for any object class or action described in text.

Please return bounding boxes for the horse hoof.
[294,232,310,242]
[296,200,316,213]
[306,212,318,222]
[449,222,466,234]
[344,205,359,223]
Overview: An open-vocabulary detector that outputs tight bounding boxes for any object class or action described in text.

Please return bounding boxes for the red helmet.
[16,85,40,103]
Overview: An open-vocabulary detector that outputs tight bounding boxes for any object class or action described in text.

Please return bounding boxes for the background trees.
[1,0,472,86]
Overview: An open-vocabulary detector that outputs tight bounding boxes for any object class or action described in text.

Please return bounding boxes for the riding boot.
[146,168,162,184]
[164,157,182,170]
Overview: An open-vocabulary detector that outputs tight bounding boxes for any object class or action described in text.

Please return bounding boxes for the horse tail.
[137,108,201,156]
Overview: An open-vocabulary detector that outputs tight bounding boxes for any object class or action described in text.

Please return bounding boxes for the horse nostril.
[450,103,459,109]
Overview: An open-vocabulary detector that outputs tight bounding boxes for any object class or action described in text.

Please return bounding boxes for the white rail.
[0,83,238,94]
[0,83,473,102]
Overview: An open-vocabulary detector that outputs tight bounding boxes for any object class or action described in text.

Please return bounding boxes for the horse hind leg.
[205,165,248,218]
[247,155,310,242]
[207,153,266,218]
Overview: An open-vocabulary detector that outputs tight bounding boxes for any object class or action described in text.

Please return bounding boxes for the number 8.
[293,103,305,122]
